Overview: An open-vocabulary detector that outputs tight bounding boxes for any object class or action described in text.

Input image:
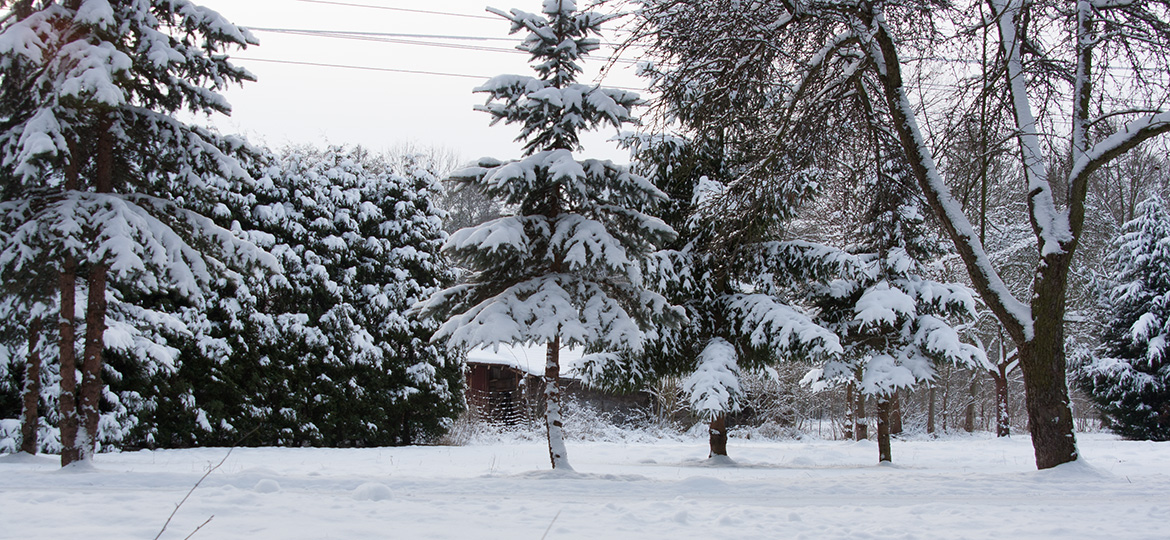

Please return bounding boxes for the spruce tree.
[1080,195,1170,440]
[587,134,842,459]
[806,142,984,463]
[415,0,680,470]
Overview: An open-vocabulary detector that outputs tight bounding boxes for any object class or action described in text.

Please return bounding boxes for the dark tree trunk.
[927,385,936,435]
[20,318,42,455]
[876,396,892,463]
[1018,332,1078,467]
[889,389,903,435]
[59,139,81,466]
[59,258,80,466]
[843,383,854,440]
[964,374,978,433]
[78,120,114,460]
[854,391,868,441]
[708,414,728,457]
[1015,258,1078,468]
[544,336,571,470]
[993,364,1011,437]
[79,265,108,460]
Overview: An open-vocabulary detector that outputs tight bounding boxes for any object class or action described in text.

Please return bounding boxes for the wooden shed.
[463,346,651,426]
[464,359,541,425]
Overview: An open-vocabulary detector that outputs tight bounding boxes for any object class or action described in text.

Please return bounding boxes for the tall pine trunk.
[78,120,115,460]
[58,139,81,467]
[20,318,42,455]
[59,257,80,466]
[708,413,728,458]
[79,266,108,459]
[876,396,892,463]
[544,336,571,470]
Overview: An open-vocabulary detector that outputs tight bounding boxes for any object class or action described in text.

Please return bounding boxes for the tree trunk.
[78,120,115,461]
[708,413,728,458]
[927,385,936,435]
[1011,256,1078,468]
[843,383,854,440]
[993,364,1011,437]
[59,257,81,466]
[79,264,108,460]
[876,396,892,463]
[544,336,571,470]
[964,373,978,433]
[889,389,903,435]
[1017,327,1078,468]
[854,391,868,441]
[20,318,42,455]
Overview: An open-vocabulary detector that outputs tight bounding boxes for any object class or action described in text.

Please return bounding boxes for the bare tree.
[627,0,1170,469]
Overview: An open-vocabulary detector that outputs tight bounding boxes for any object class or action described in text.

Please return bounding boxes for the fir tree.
[415,0,680,470]
[1080,195,1170,440]
[586,134,841,459]
[805,143,984,463]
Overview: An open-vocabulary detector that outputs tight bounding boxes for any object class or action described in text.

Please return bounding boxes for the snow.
[466,344,584,377]
[1,434,1166,539]
[683,338,742,420]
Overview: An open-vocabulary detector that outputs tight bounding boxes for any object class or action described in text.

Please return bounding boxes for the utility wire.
[245,25,633,48]
[246,27,640,64]
[246,26,516,42]
[237,57,488,79]
[234,56,645,91]
[297,0,498,20]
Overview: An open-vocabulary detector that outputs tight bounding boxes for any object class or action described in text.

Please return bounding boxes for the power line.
[234,56,645,91]
[297,0,498,20]
[246,26,516,42]
[246,27,640,64]
[237,57,487,79]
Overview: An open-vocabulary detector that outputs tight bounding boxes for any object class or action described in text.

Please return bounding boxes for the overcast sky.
[195,0,645,166]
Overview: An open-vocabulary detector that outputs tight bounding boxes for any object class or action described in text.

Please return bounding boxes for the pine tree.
[0,0,269,464]
[806,142,984,463]
[109,145,463,448]
[1079,195,1170,440]
[415,0,680,470]
[585,134,842,459]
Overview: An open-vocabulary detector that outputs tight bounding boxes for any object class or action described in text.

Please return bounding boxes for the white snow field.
[2,433,1166,539]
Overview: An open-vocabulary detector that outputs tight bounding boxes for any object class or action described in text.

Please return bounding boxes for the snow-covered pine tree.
[585,133,842,459]
[805,142,985,463]
[0,0,270,464]
[1079,195,1170,440]
[109,145,463,448]
[584,0,851,458]
[415,0,680,470]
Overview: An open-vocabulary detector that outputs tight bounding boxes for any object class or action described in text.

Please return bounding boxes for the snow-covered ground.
[2,433,1166,539]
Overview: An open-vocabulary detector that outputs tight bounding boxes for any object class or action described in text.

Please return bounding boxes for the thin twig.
[541,510,563,540]
[181,516,214,540]
[153,427,259,540]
